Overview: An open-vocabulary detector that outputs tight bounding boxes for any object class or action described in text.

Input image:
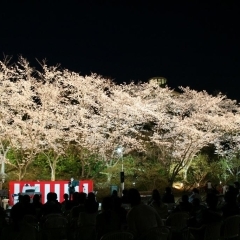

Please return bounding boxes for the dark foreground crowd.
[1,183,240,240]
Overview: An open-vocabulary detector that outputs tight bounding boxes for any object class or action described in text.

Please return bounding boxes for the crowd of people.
[0,181,240,240]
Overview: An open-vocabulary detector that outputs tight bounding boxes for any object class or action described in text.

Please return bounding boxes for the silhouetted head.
[53,192,58,201]
[88,192,96,202]
[72,192,79,202]
[192,198,200,207]
[228,185,235,192]
[63,193,69,201]
[33,194,41,203]
[102,196,112,211]
[47,192,54,201]
[23,194,31,204]
[113,196,122,209]
[18,195,24,203]
[192,188,199,194]
[122,189,128,196]
[112,190,118,197]
[224,190,237,204]
[128,188,141,206]
[206,193,218,209]
[181,194,189,203]
[234,182,240,188]
[152,189,161,202]
[165,187,172,194]
[79,192,87,204]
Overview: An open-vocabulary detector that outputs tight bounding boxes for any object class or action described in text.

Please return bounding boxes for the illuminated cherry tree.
[0,58,77,180]
[0,58,43,180]
[150,87,239,185]
[213,105,240,180]
[1,57,240,185]
[65,79,157,182]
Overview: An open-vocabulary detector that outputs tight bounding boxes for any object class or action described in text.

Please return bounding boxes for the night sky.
[0,1,240,101]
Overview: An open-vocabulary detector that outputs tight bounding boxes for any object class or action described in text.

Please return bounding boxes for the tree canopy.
[1,57,240,187]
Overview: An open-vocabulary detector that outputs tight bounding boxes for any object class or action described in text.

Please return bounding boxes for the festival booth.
[9,180,93,206]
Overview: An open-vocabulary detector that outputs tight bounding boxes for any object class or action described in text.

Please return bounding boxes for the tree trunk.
[168,171,178,187]
[99,172,112,184]
[18,168,23,180]
[50,160,57,181]
[183,167,188,181]
[81,161,85,178]
[86,165,91,178]
[183,158,194,181]
[107,173,112,183]
[51,167,56,181]
[168,178,174,187]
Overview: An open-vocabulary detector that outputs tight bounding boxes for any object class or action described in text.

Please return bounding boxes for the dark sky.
[1,1,240,101]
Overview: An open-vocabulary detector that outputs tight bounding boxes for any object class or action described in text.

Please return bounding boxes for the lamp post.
[116,146,124,194]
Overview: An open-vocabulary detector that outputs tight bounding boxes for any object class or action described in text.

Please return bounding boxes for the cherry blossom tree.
[0,57,44,180]
[2,56,240,186]
[0,58,77,180]
[213,109,240,180]
[65,79,155,183]
[150,87,239,185]
[29,64,83,181]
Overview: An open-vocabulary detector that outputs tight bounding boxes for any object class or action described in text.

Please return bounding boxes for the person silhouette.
[68,177,76,200]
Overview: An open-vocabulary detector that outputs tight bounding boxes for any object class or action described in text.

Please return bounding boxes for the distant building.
[148,76,180,96]
[148,77,167,87]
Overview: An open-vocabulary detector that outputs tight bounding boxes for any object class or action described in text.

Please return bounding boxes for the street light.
[116,146,124,193]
